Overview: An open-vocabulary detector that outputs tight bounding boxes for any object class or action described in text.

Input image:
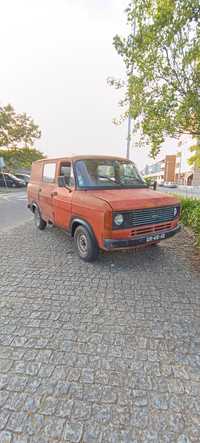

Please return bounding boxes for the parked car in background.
[28,155,181,262]
[163,182,178,188]
[15,173,30,185]
[0,172,26,188]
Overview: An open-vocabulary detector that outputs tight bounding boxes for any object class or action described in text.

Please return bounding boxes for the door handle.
[51,191,58,197]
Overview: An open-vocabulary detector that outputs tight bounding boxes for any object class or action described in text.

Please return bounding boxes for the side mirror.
[57,176,72,192]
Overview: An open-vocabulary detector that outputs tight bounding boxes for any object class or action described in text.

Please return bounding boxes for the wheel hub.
[78,233,88,254]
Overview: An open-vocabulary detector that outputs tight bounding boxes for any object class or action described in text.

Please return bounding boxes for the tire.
[34,206,46,230]
[74,225,99,262]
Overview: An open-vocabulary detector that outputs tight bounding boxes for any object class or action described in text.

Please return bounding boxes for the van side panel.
[30,162,44,182]
[28,161,44,209]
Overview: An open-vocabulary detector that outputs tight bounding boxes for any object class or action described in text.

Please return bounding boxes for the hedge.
[180,197,200,246]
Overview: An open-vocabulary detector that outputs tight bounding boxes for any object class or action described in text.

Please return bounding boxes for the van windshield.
[74,159,147,189]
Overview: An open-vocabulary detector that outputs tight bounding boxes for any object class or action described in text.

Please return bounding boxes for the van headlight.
[174,206,179,217]
[114,213,124,226]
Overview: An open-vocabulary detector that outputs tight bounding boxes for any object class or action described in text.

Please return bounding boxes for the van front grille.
[112,206,180,230]
[130,222,172,236]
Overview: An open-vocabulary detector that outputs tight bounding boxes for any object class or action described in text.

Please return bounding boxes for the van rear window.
[43,163,56,183]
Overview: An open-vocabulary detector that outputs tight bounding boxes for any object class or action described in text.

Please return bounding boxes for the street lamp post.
[179,153,182,184]
[176,151,182,184]
[126,112,132,160]
[126,19,136,160]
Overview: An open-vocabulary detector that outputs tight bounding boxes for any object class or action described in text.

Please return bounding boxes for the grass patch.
[180,197,200,246]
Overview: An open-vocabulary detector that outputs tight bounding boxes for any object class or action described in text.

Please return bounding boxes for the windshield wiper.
[97,175,121,185]
[122,176,141,181]
[121,176,146,185]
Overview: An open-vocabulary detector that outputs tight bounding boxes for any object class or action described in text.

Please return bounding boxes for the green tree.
[111,0,200,157]
[188,143,200,168]
[0,104,41,148]
[0,147,45,171]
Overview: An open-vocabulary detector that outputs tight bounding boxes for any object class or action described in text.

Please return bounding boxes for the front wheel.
[74,225,99,262]
[34,206,46,230]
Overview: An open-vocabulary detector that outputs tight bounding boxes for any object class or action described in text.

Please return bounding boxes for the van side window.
[60,163,74,186]
[43,163,56,183]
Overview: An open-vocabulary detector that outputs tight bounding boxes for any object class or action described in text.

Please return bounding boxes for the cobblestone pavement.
[0,221,200,443]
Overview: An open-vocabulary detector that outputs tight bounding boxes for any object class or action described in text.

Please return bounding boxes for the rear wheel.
[74,225,99,262]
[34,206,46,230]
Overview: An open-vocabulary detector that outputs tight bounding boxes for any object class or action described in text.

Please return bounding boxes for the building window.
[43,163,56,183]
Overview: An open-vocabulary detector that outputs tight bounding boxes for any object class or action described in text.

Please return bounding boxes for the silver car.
[163,181,178,188]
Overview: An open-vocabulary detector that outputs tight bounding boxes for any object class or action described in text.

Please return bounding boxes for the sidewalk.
[0,222,199,442]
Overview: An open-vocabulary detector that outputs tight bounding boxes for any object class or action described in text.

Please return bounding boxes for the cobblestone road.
[0,221,200,443]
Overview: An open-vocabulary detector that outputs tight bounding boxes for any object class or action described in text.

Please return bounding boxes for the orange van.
[27,155,181,261]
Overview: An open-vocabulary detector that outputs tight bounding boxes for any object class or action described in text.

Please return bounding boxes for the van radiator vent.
[112,206,180,229]
[127,206,179,227]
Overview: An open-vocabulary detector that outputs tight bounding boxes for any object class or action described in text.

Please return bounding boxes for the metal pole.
[126,18,136,160]
[179,153,182,184]
[126,114,132,160]
[2,170,8,189]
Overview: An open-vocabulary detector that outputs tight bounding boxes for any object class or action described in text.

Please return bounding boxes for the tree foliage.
[112,0,200,157]
[0,104,41,148]
[188,143,200,168]
[0,147,45,171]
[180,197,200,245]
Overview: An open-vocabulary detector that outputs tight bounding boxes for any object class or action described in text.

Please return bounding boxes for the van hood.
[92,188,179,211]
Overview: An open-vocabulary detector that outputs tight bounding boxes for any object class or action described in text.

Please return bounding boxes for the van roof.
[34,155,132,163]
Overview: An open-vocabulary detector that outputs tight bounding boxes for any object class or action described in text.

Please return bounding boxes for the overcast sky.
[0,0,192,170]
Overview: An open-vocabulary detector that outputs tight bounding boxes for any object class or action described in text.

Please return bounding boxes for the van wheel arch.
[71,218,97,242]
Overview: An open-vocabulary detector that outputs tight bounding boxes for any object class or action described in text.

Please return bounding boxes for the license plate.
[146,233,166,242]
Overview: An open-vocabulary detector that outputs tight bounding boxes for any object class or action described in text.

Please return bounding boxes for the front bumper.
[104,224,181,250]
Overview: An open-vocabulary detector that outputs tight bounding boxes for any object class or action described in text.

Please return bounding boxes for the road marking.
[15,195,27,200]
[0,194,9,200]
[0,193,27,201]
